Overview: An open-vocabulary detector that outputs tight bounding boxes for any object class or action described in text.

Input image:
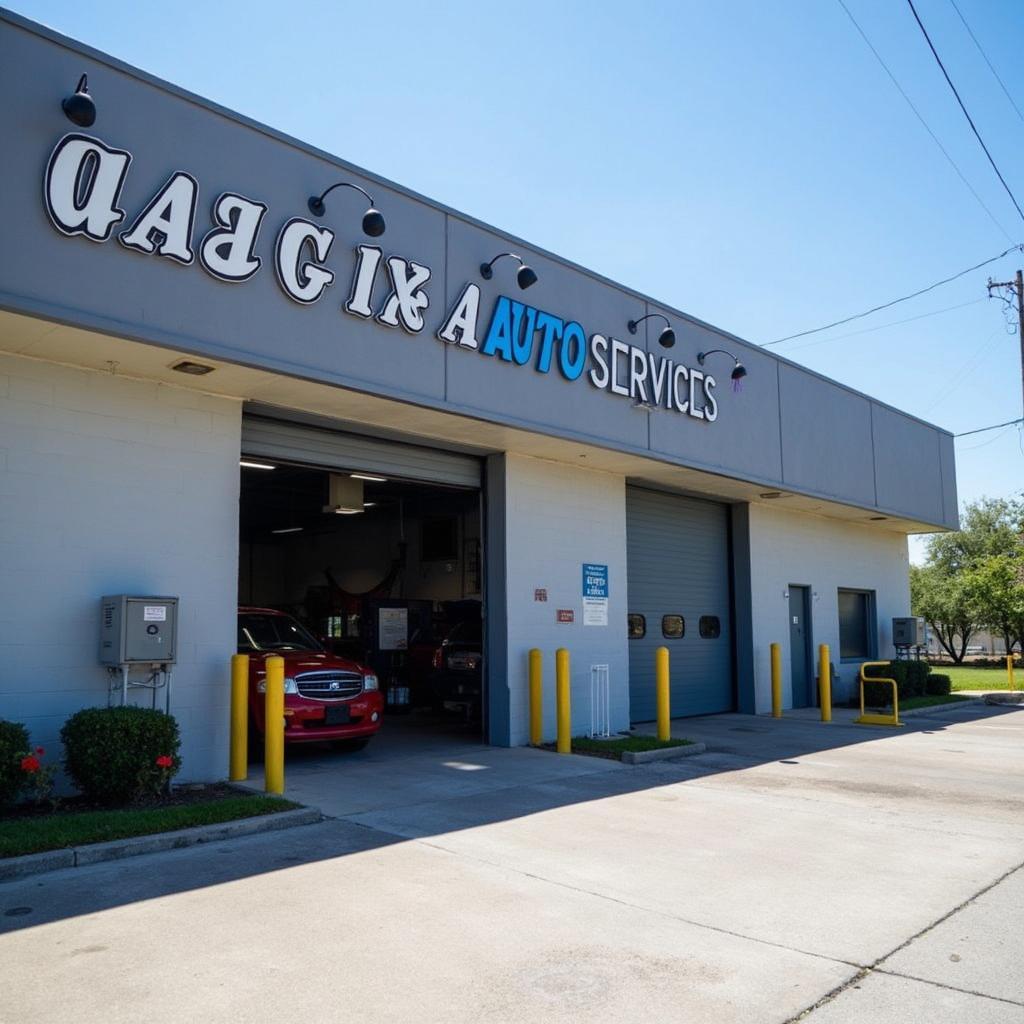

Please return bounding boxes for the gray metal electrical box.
[892,616,925,647]
[100,595,178,666]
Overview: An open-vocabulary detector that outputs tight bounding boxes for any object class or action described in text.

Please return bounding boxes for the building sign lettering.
[42,132,720,422]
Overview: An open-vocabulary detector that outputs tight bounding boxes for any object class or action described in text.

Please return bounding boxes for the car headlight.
[363,674,378,691]
[257,676,298,694]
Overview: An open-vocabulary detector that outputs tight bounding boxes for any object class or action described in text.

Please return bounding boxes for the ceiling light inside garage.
[350,473,387,482]
[240,460,276,470]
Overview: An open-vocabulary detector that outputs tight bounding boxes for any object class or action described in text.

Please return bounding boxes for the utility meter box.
[892,616,925,647]
[100,595,178,666]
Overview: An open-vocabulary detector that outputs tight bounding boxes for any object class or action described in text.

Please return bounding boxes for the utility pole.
[986,269,1024,418]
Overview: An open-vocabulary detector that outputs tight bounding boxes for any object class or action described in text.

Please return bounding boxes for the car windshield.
[238,613,323,653]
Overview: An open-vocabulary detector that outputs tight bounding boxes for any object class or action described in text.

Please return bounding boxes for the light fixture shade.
[362,208,386,237]
[62,74,95,127]
[731,362,747,381]
[516,265,538,290]
[657,326,675,349]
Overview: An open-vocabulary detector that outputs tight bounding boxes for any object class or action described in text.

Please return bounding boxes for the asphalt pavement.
[1,702,1022,1023]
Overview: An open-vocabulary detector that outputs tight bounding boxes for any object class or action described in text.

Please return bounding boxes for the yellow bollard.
[229,654,249,781]
[818,644,832,723]
[555,648,571,754]
[264,655,285,794]
[770,643,782,718]
[529,648,543,746]
[655,646,671,741]
[1008,654,1016,692]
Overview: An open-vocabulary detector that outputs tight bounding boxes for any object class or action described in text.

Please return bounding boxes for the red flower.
[20,755,41,773]
[155,755,173,769]
[35,746,45,756]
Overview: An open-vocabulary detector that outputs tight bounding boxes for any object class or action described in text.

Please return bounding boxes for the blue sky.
[10,0,1023,557]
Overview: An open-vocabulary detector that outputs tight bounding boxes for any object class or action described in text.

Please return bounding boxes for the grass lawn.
[935,664,1020,692]
[0,795,298,859]
[898,694,973,711]
[569,735,693,759]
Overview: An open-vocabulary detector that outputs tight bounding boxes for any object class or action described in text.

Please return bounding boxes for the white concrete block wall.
[502,454,628,745]
[0,353,241,782]
[748,504,911,711]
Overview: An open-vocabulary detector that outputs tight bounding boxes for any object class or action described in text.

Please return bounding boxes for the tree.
[971,555,1024,656]
[914,495,1024,662]
[911,563,980,663]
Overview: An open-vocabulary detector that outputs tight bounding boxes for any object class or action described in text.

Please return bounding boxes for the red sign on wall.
[556,609,574,623]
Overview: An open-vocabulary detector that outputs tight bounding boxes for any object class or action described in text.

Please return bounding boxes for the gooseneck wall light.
[627,313,675,350]
[307,182,386,237]
[697,348,748,390]
[62,74,96,127]
[480,253,537,290]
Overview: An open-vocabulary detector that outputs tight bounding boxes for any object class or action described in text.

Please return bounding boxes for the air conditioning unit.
[892,616,925,647]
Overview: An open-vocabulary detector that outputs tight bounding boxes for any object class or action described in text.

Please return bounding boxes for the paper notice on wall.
[582,564,609,627]
[143,606,167,622]
[378,607,408,650]
[582,598,608,626]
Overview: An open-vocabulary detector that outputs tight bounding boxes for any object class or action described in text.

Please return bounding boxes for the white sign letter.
[44,133,132,242]
[274,218,335,304]
[199,192,267,282]
[377,256,431,333]
[437,283,481,349]
[120,171,199,264]
[345,245,384,319]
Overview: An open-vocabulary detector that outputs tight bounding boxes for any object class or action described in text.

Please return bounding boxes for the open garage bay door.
[241,415,482,488]
[627,487,734,721]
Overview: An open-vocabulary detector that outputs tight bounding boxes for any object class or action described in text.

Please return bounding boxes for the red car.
[237,607,383,749]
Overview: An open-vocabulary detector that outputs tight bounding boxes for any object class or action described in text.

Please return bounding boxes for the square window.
[661,615,685,639]
[698,616,721,639]
[838,589,876,659]
[628,614,646,639]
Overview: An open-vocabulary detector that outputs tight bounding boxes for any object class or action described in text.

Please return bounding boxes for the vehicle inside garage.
[237,455,484,753]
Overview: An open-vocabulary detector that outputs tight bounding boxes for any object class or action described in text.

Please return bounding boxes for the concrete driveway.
[2,703,1023,1023]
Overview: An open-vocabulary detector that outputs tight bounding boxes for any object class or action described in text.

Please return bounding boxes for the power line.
[948,0,1024,126]
[778,297,985,352]
[764,244,1021,346]
[835,0,1013,242]
[906,0,1024,224]
[954,417,1024,438]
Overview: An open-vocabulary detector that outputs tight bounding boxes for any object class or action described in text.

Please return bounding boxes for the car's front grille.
[295,671,363,700]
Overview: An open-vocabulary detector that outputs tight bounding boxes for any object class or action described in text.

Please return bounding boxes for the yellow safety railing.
[855,661,905,728]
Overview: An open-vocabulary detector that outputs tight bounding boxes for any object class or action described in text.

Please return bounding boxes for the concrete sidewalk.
[2,703,1022,1023]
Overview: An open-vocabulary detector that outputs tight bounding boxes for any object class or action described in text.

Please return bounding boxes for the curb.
[0,806,322,883]
[899,697,984,719]
[622,741,707,765]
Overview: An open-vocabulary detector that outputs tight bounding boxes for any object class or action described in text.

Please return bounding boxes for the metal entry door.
[626,487,733,721]
[788,585,813,708]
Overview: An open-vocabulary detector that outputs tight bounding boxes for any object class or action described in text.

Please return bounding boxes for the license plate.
[324,705,351,726]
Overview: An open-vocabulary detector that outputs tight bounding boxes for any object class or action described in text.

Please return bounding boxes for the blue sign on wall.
[582,564,609,598]
[582,564,609,626]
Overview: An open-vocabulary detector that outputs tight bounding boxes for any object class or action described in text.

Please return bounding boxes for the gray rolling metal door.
[627,487,733,721]
[241,416,482,488]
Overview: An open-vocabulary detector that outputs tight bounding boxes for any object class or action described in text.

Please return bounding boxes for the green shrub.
[61,707,181,805]
[926,674,952,696]
[862,660,931,706]
[0,720,31,806]
[903,660,931,697]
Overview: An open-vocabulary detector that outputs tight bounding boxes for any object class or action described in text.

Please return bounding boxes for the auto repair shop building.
[0,10,958,781]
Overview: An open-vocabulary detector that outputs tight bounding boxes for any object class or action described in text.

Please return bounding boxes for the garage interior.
[238,455,484,751]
